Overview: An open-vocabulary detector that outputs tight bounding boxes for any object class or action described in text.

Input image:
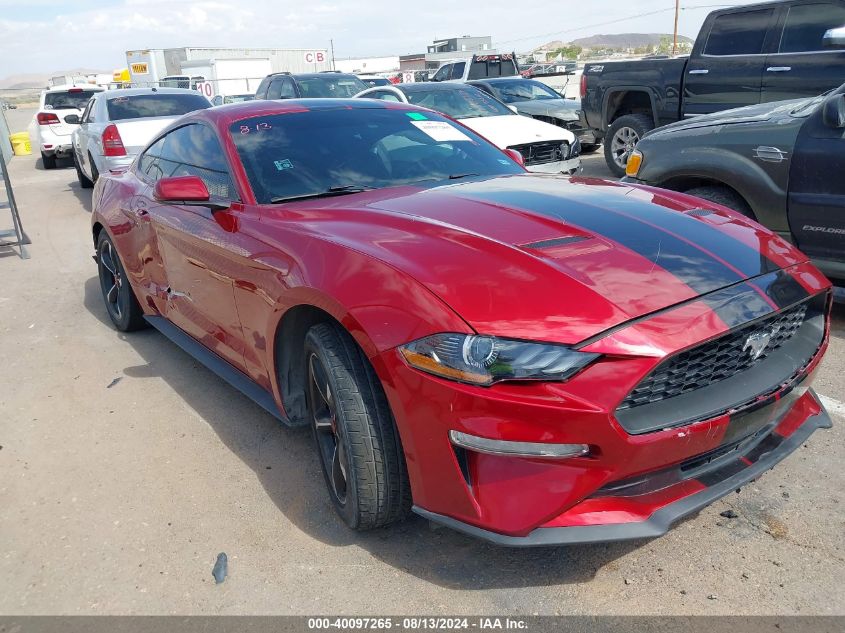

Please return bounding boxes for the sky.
[0,0,762,79]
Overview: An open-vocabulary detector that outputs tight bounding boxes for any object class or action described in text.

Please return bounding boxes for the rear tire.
[88,154,100,184]
[41,152,57,170]
[304,322,411,530]
[604,113,653,177]
[74,153,93,189]
[684,185,755,220]
[97,231,147,332]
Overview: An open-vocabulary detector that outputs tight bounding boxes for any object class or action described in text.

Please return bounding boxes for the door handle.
[766,66,792,72]
[688,69,709,75]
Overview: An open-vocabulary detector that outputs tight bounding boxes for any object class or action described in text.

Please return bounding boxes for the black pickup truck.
[581,0,845,176]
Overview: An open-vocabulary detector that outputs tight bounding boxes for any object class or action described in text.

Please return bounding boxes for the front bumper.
[525,157,581,175]
[377,263,831,544]
[415,389,831,545]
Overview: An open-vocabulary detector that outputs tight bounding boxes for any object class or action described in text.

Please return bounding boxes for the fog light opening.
[449,430,590,459]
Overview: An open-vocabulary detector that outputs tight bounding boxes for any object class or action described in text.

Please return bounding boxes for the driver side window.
[432,65,452,82]
[153,124,238,200]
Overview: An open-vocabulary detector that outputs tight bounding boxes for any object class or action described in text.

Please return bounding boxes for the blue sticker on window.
[274,159,293,170]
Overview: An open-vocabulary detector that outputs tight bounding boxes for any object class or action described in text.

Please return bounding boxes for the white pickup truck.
[35,85,104,168]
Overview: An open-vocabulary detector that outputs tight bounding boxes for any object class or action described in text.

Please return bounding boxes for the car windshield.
[362,77,391,87]
[404,88,513,119]
[229,107,523,204]
[224,95,255,104]
[486,80,560,103]
[44,90,100,110]
[106,93,211,120]
[296,76,368,98]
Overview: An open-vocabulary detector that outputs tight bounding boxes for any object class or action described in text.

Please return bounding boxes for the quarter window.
[779,3,845,53]
[704,9,775,55]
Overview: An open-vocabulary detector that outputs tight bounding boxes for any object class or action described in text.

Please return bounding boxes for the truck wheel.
[604,113,653,177]
[41,152,57,170]
[304,322,411,531]
[684,186,756,220]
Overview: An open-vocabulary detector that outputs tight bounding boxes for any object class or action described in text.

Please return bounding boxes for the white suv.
[35,85,104,169]
[430,53,520,83]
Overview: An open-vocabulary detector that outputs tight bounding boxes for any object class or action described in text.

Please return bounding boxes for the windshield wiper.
[270,185,375,204]
[448,173,480,180]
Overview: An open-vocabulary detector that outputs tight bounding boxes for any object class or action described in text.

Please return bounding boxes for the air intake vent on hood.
[523,235,589,250]
[685,208,714,217]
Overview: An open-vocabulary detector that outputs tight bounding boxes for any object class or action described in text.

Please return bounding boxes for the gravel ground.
[0,108,843,615]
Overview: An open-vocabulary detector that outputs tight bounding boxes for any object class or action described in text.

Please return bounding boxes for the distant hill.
[569,33,694,49]
[0,69,108,90]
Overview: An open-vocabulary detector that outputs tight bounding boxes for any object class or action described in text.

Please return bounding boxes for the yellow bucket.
[10,132,31,156]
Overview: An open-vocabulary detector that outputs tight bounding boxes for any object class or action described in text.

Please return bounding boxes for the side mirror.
[65,114,80,124]
[153,175,229,211]
[504,148,525,166]
[823,26,845,49]
[822,93,845,129]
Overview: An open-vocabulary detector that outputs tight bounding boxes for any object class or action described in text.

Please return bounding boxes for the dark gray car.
[468,78,599,151]
[624,85,845,283]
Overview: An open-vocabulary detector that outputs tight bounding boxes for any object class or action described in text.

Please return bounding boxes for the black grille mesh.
[508,141,568,165]
[619,302,809,410]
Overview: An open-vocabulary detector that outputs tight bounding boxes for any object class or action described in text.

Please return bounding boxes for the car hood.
[511,99,580,121]
[648,98,810,137]
[459,114,574,148]
[269,175,805,345]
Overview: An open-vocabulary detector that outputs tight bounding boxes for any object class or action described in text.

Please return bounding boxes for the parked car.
[71,88,211,188]
[355,83,581,174]
[357,74,391,87]
[90,98,832,544]
[469,77,599,152]
[254,72,367,99]
[624,86,845,284]
[581,0,845,175]
[211,93,255,106]
[35,85,105,169]
[430,53,520,82]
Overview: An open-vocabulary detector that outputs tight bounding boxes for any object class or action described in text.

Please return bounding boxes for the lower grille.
[619,301,809,411]
[508,141,569,165]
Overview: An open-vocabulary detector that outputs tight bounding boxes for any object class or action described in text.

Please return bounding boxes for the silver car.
[71,88,211,187]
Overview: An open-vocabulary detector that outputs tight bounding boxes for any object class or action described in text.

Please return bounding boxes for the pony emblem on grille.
[743,326,778,361]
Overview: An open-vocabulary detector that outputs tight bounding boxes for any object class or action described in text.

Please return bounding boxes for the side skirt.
[144,316,295,426]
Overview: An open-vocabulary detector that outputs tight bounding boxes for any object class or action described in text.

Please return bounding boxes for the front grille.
[509,141,568,165]
[619,302,809,410]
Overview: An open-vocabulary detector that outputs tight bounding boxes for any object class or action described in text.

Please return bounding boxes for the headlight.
[626,149,643,177]
[399,333,599,386]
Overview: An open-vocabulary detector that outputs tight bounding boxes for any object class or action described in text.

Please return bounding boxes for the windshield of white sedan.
[44,90,99,110]
[107,94,211,121]
[230,108,522,204]
[405,89,513,119]
[488,80,560,103]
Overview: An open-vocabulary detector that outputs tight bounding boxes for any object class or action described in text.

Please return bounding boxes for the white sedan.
[71,88,211,187]
[355,82,581,174]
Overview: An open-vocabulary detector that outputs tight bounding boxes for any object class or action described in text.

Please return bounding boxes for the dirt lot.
[1,107,843,615]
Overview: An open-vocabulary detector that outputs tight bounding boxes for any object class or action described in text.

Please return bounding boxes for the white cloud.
[0,0,764,78]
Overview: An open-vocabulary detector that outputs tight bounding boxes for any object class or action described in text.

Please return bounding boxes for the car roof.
[100,87,205,99]
[267,72,362,80]
[45,85,105,93]
[395,82,477,94]
[184,98,425,127]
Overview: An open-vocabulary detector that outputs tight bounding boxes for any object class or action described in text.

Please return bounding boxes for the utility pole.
[330,39,336,71]
[672,0,680,55]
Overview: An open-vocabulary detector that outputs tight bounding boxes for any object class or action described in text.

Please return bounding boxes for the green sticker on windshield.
[406,112,428,121]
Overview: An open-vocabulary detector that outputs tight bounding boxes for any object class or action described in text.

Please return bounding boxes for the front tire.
[304,322,411,530]
[74,153,93,189]
[97,232,146,332]
[604,113,653,177]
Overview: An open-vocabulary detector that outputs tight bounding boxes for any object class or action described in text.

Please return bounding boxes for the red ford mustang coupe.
[91,99,832,545]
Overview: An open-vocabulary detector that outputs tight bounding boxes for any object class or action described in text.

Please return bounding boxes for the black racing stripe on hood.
[458,189,743,294]
[749,269,810,310]
[701,270,809,329]
[611,196,780,278]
